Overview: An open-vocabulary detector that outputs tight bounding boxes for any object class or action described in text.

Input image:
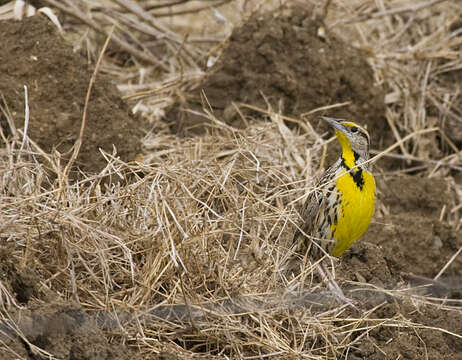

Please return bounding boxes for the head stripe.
[340,121,357,127]
[340,121,370,143]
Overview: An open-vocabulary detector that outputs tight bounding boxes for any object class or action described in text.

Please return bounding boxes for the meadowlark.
[294,117,376,260]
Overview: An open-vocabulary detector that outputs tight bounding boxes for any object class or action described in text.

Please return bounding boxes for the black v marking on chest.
[340,153,365,190]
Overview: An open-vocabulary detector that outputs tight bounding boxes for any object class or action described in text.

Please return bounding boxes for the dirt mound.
[167,6,387,143]
[0,15,145,175]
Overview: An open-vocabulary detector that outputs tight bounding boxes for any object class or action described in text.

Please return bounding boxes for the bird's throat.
[336,131,365,189]
[336,131,357,169]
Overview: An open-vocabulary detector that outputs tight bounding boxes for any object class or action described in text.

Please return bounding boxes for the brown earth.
[0,15,145,177]
[166,6,388,147]
[0,9,461,360]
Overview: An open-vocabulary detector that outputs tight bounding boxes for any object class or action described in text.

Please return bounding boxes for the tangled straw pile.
[2,110,344,355]
[2,101,460,358]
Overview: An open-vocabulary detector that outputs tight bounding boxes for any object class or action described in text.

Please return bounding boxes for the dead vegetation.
[1,0,462,359]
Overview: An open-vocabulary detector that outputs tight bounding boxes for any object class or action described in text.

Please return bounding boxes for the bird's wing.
[293,161,339,243]
[293,181,321,242]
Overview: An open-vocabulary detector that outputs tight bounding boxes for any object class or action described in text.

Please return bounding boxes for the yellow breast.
[329,169,376,257]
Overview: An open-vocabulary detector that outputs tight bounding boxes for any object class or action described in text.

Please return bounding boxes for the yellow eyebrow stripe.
[340,121,357,127]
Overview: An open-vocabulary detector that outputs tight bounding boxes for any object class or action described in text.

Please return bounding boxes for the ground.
[0,4,461,360]
[0,16,145,176]
[166,7,387,143]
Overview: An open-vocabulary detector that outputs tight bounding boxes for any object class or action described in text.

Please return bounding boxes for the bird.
[294,116,376,260]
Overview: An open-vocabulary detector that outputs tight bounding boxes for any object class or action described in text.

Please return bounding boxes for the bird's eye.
[350,126,358,133]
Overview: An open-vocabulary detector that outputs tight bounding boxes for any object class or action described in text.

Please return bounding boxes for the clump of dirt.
[167,6,387,144]
[0,15,146,175]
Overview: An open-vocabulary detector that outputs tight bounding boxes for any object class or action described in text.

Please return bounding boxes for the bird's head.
[321,116,371,160]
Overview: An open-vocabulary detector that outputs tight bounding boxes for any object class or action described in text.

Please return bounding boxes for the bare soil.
[0,8,461,360]
[166,8,387,144]
[0,15,145,176]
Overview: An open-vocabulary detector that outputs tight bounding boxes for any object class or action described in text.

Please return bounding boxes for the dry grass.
[328,0,462,171]
[1,0,462,358]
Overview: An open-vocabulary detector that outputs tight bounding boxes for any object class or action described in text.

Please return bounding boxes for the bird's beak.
[321,116,347,133]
